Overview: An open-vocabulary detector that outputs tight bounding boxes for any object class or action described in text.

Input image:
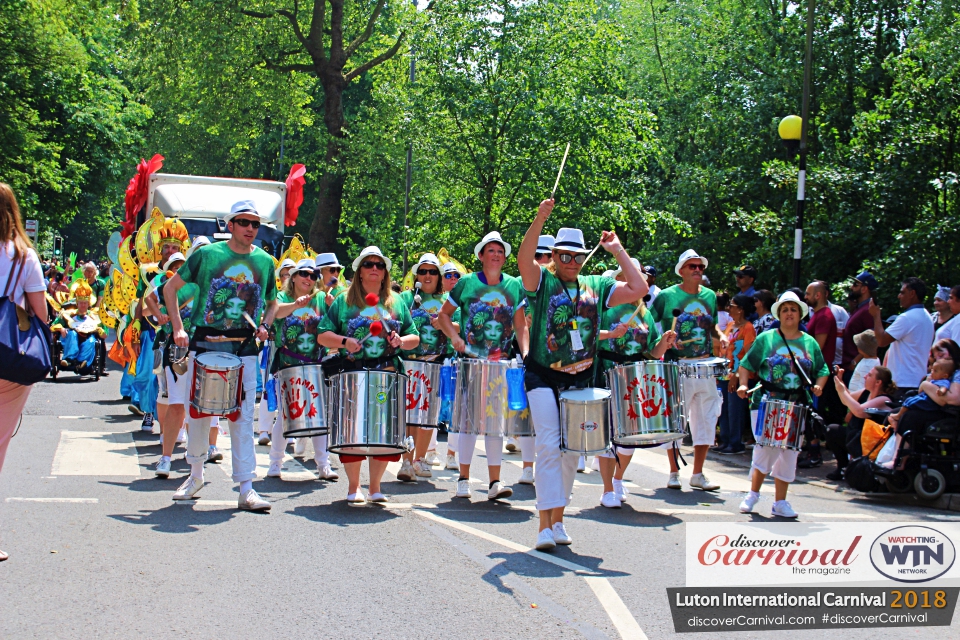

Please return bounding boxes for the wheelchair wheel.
[914,469,946,500]
[882,472,912,494]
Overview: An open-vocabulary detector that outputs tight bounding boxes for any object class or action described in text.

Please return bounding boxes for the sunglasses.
[295,270,320,280]
[444,272,461,280]
[324,266,342,273]
[534,252,550,260]
[686,263,705,271]
[231,218,261,229]
[556,253,587,265]
[417,268,440,276]
[361,260,386,270]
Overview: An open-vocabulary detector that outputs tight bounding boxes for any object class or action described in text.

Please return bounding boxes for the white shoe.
[613,478,629,502]
[238,489,271,511]
[590,456,600,471]
[176,427,186,444]
[397,460,416,482]
[293,438,308,456]
[455,479,471,498]
[740,492,760,514]
[172,476,203,500]
[505,438,518,452]
[206,446,223,462]
[413,459,433,478]
[519,467,535,484]
[689,472,719,491]
[154,458,171,478]
[577,456,586,472]
[317,464,339,481]
[445,453,458,470]
[257,432,271,446]
[369,492,388,503]
[424,450,441,466]
[772,500,798,519]
[667,472,682,490]
[487,480,513,501]
[536,528,556,551]
[347,491,366,504]
[601,491,622,508]
[267,462,282,478]
[551,522,572,545]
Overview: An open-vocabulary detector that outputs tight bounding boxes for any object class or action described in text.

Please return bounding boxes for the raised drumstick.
[551,143,571,199]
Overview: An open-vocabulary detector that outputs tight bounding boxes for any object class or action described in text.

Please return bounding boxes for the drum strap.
[275,346,320,367]
[191,327,255,356]
[596,350,651,365]
[774,328,814,405]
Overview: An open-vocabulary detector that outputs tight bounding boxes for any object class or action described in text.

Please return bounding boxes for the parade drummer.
[164,200,278,511]
[267,258,339,482]
[650,249,728,492]
[737,291,827,519]
[52,280,104,374]
[316,246,419,504]
[258,254,295,446]
[437,231,528,503]
[439,261,463,471]
[396,253,459,483]
[315,252,348,305]
[518,200,648,551]
[596,258,676,509]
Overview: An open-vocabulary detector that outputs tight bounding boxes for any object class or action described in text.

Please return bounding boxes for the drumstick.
[551,143,571,199]
[578,240,603,270]
[242,312,259,331]
[670,308,681,333]
[357,320,384,345]
[621,300,646,327]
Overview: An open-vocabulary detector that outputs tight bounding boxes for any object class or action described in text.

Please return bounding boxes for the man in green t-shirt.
[650,249,729,493]
[164,200,279,512]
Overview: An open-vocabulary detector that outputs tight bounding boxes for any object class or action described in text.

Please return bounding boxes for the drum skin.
[278,364,327,438]
[326,370,412,456]
[677,356,728,379]
[559,388,612,455]
[402,360,442,427]
[607,362,685,446]
[450,359,532,437]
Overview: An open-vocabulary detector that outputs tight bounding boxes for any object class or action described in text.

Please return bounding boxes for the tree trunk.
[309,73,348,253]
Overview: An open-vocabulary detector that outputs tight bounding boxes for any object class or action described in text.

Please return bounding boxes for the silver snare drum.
[403,360,442,427]
[559,388,612,454]
[607,361,685,446]
[678,356,728,379]
[452,358,511,436]
[327,370,413,456]
[754,397,808,450]
[190,352,243,418]
[278,364,327,438]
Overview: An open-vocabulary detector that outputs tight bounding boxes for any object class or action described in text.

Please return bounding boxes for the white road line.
[51,431,141,476]
[173,500,237,507]
[656,508,736,516]
[6,497,99,504]
[415,510,647,640]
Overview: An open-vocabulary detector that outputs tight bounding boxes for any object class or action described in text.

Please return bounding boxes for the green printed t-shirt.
[272,290,328,369]
[153,272,201,337]
[740,330,828,401]
[176,242,278,332]
[448,272,525,361]
[651,284,717,360]
[526,268,616,375]
[398,290,458,360]
[317,292,417,362]
[599,303,661,372]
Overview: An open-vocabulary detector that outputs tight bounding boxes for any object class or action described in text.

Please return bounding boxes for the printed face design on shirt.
[282,306,321,357]
[546,288,599,357]
[410,297,447,355]
[605,309,650,355]
[346,304,400,359]
[204,264,264,330]
[677,300,713,348]
[467,291,514,360]
[767,345,814,390]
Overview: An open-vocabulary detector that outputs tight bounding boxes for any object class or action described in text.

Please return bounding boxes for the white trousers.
[456,433,502,467]
[184,353,258,483]
[529,388,578,511]
[682,376,723,446]
[268,408,329,467]
[519,435,535,464]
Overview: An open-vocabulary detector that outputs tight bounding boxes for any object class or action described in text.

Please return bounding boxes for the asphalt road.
[1,362,957,639]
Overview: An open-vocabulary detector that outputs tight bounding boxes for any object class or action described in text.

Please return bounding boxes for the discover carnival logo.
[869,525,956,583]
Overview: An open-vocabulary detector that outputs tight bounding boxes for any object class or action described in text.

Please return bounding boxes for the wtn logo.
[870,526,956,583]
[880,543,944,567]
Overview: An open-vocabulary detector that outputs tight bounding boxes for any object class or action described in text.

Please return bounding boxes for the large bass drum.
[451,359,533,437]
[326,370,413,456]
[402,359,442,427]
[559,388,612,454]
[607,361,685,446]
[278,364,327,438]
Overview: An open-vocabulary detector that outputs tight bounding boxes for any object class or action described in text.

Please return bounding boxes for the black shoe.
[826,469,844,481]
[711,445,725,453]
[797,455,822,469]
[720,446,745,455]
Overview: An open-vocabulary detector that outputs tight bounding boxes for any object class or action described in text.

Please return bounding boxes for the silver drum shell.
[678,356,729,379]
[327,370,411,456]
[755,397,808,450]
[559,388,612,454]
[451,359,532,437]
[190,352,243,416]
[403,360,442,427]
[278,364,327,438]
[607,361,686,446]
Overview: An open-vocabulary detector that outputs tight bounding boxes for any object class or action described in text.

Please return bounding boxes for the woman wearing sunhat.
[737,291,828,518]
[437,231,528,502]
[317,246,419,503]
[315,252,347,305]
[439,261,463,470]
[518,199,648,550]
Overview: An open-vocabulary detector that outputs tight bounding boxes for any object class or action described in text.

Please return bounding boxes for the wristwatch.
[341,336,347,347]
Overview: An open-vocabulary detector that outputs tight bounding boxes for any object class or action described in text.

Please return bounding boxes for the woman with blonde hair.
[0,183,48,562]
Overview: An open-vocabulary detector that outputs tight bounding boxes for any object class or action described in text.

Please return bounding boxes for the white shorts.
[751,445,799,483]
[156,369,169,405]
[165,363,190,406]
[682,376,722,446]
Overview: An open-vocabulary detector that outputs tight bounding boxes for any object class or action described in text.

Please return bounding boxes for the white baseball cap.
[474,231,511,260]
[674,249,709,276]
[352,246,392,271]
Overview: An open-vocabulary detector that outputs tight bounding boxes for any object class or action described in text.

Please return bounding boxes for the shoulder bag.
[0,255,52,384]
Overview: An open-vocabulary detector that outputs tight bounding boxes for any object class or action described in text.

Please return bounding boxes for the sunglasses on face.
[325,267,342,273]
[231,218,260,229]
[555,252,587,265]
[535,252,550,260]
[295,270,320,280]
[361,261,386,270]
[417,268,440,276]
[686,263,705,271]
[444,272,461,280]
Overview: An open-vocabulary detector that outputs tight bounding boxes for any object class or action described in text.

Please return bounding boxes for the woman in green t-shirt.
[317,246,420,504]
[736,291,828,519]
[267,258,339,483]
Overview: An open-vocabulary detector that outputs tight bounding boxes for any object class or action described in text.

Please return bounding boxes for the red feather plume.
[284,164,307,227]
[122,154,164,239]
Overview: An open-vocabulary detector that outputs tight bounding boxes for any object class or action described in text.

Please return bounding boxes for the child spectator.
[848,330,881,393]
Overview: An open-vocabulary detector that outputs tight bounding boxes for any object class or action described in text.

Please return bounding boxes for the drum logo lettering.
[280,377,320,420]
[580,421,599,432]
[406,370,432,411]
[763,406,799,443]
[623,376,674,421]
[869,526,956,583]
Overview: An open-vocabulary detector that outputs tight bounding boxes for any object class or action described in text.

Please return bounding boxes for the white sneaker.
[154,458,171,478]
[577,456,586,473]
[519,467,535,484]
[740,492,760,514]
[487,480,513,501]
[667,472,682,490]
[601,491,622,508]
[317,465,339,481]
[552,522,572,545]
[772,500,798,519]
[689,473,719,491]
[413,459,433,478]
[238,489,271,511]
[536,528,556,551]
[455,479,471,498]
[347,491,366,504]
[176,427,186,444]
[172,476,203,500]
[590,456,600,471]
[207,446,223,462]
[267,462,282,478]
[424,450,441,466]
[397,460,416,482]
[445,453,458,470]
[505,438,518,452]
[294,438,308,456]
[613,478,628,502]
[257,432,271,446]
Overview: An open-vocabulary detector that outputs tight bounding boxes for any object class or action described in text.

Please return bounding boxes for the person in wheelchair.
[51,280,104,374]
[888,359,955,435]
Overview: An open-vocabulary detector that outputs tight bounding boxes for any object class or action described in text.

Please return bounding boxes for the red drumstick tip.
[370,320,383,336]
[364,293,379,306]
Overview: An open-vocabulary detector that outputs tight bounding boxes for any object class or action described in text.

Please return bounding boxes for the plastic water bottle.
[754,399,765,438]
[506,358,527,411]
[440,358,456,401]
[266,377,278,413]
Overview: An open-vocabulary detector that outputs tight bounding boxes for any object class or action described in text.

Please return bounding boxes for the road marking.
[58,416,88,419]
[6,497,98,504]
[173,500,237,507]
[51,430,141,476]
[656,508,736,516]
[803,513,876,519]
[376,502,581,515]
[415,510,647,640]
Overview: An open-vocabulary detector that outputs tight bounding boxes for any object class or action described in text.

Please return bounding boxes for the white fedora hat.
[771,290,809,319]
[474,231,511,260]
[315,252,344,269]
[674,249,709,276]
[553,228,590,253]
[414,253,441,271]
[536,235,556,253]
[291,258,317,275]
[352,246,393,271]
[185,236,210,260]
[225,199,266,223]
[275,258,296,279]
[612,257,647,281]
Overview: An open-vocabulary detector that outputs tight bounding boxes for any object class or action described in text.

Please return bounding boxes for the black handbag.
[844,433,891,492]
[0,255,52,385]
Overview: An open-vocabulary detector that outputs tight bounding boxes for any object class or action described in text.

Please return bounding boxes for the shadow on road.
[108,503,238,533]
[287,502,401,527]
